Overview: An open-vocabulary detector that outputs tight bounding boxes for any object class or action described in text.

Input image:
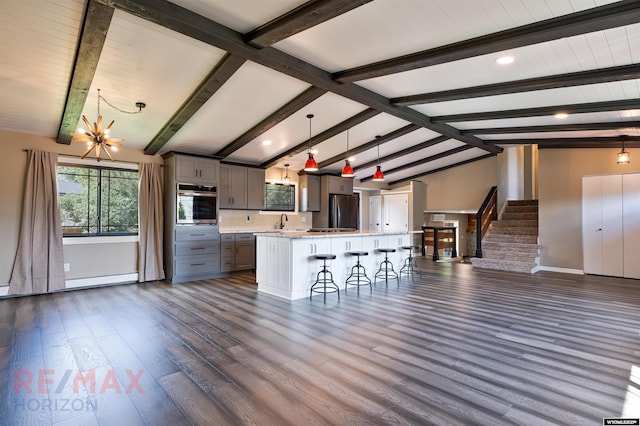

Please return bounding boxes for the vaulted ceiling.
[1,0,639,185]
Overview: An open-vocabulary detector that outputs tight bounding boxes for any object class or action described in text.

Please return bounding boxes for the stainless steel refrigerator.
[329,194,359,229]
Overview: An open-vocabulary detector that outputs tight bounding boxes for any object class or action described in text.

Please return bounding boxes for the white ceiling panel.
[481,128,640,140]
[167,0,307,33]
[230,92,370,166]
[163,61,311,156]
[453,111,640,130]
[81,10,227,151]
[0,0,84,136]
[383,148,490,183]
[412,80,640,118]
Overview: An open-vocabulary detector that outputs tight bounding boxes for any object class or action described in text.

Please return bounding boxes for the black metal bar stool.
[374,248,399,287]
[399,245,422,280]
[345,251,371,294]
[310,254,340,303]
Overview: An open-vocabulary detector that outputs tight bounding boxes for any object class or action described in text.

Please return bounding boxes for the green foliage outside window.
[58,165,139,235]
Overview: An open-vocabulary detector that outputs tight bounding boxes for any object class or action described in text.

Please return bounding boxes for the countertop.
[255,230,412,239]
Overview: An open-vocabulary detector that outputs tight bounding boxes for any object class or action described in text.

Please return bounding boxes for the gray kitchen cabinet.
[326,175,353,195]
[247,168,266,210]
[220,164,265,210]
[220,233,255,272]
[299,174,320,212]
[175,155,218,185]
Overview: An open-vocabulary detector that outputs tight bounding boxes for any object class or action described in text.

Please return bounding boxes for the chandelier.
[69,89,145,161]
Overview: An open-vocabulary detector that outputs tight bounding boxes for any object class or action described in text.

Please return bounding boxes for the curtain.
[9,150,65,294]
[138,162,165,282]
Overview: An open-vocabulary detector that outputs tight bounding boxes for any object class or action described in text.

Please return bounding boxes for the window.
[264,183,295,211]
[58,165,139,235]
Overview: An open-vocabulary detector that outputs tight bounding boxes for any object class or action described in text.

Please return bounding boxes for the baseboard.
[0,286,8,296]
[538,266,584,275]
[65,273,138,289]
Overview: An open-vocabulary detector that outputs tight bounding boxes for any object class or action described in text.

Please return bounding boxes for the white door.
[582,175,623,277]
[383,194,408,233]
[369,196,381,232]
[623,173,640,279]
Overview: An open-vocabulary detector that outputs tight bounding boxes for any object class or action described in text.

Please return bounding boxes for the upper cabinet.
[299,174,320,212]
[175,155,219,185]
[219,164,265,210]
[326,175,353,195]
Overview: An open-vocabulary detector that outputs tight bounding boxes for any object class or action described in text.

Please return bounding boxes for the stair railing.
[475,186,498,258]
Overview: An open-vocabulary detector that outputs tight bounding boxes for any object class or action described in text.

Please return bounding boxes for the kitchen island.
[256,231,410,300]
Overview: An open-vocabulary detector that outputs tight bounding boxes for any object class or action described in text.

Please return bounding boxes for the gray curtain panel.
[138,162,165,282]
[9,150,65,294]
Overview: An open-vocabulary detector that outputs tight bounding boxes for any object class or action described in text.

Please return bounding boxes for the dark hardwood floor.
[2,259,640,425]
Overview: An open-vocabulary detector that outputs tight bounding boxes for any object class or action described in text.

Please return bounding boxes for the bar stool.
[345,251,371,294]
[399,245,422,280]
[374,248,399,287]
[310,254,340,303]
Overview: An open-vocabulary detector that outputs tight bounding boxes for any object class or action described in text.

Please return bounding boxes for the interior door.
[623,173,640,279]
[582,176,603,275]
[383,194,408,233]
[369,196,381,232]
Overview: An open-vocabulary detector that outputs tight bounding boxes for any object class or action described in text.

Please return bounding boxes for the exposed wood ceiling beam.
[490,136,640,149]
[144,53,246,155]
[388,154,495,186]
[462,121,640,135]
[98,0,501,155]
[360,146,471,182]
[215,86,326,158]
[316,124,419,169]
[333,1,640,83]
[56,0,114,145]
[392,64,640,106]
[353,135,450,171]
[431,99,640,123]
[245,0,372,48]
[260,108,381,168]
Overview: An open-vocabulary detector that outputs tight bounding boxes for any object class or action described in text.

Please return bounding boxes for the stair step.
[492,219,538,228]
[471,257,537,274]
[488,226,538,236]
[484,233,538,244]
[481,249,538,263]
[502,212,538,221]
[504,205,538,214]
[507,200,538,207]
[482,241,539,253]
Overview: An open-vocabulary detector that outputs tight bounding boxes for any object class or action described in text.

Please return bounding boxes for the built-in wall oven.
[176,183,218,225]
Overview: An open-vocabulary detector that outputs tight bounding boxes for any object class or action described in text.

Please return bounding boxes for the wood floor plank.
[2,260,640,425]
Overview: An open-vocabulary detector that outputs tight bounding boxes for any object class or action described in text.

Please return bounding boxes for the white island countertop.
[255,230,411,239]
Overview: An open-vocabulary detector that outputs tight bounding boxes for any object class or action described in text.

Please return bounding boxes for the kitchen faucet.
[280,213,288,229]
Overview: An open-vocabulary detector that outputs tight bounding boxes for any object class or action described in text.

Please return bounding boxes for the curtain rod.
[22,150,162,166]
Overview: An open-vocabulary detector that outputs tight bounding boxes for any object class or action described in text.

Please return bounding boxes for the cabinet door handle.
[190,247,205,250]
[190,263,205,266]
[190,233,206,237]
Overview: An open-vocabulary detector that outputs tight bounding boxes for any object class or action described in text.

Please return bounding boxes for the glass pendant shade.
[617,148,630,164]
[304,152,318,171]
[372,165,385,181]
[341,160,354,177]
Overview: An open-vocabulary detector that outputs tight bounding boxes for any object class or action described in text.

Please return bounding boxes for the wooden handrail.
[475,186,498,258]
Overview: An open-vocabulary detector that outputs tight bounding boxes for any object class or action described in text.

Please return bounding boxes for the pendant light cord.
[97,88,145,115]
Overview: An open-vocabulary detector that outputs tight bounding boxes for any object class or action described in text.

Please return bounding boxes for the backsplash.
[219,210,312,230]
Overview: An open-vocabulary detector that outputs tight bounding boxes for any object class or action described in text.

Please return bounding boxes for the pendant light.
[617,136,630,164]
[372,135,385,181]
[341,129,354,178]
[283,163,291,186]
[303,113,318,172]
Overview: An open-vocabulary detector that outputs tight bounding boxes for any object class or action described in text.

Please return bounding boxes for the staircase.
[471,200,540,274]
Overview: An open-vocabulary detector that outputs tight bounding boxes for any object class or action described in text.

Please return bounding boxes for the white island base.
[256,231,410,300]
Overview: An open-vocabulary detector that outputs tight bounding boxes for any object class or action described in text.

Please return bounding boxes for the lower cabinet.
[221,233,256,272]
[171,226,221,283]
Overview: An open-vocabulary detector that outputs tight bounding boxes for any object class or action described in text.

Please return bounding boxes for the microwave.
[176,183,218,225]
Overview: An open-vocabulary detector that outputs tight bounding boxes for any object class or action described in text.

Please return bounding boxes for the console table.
[422,226,457,261]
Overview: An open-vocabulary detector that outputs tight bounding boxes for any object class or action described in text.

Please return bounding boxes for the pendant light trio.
[302,113,384,181]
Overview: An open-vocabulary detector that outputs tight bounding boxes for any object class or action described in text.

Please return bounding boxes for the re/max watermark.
[13,369,145,395]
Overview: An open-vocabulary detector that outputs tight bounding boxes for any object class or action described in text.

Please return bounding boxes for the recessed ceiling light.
[262,140,272,145]
[496,56,514,65]
[555,112,569,119]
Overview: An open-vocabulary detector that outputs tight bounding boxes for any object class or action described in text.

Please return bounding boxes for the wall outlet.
[64,263,70,272]
[301,216,306,223]
[246,215,251,223]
